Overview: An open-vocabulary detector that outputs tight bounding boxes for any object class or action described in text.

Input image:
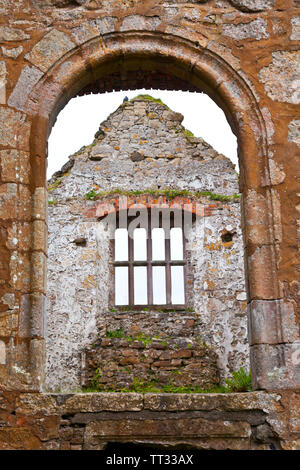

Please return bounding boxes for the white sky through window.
[115,229,128,261]
[170,228,183,261]
[134,229,147,261]
[171,266,185,305]
[152,228,165,261]
[115,267,129,306]
[153,266,167,305]
[134,267,148,305]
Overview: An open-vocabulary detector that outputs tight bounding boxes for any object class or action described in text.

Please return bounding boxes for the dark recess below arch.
[76,69,200,97]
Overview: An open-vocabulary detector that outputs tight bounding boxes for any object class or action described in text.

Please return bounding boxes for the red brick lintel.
[83,194,221,219]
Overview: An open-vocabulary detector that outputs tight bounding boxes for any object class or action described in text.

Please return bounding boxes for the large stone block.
[84,415,251,442]
[120,15,161,32]
[0,428,41,450]
[246,244,279,300]
[0,185,31,226]
[9,250,31,292]
[0,183,18,219]
[71,17,116,45]
[8,66,43,112]
[47,53,92,97]
[0,313,18,337]
[144,391,282,412]
[25,29,75,72]
[16,393,59,416]
[242,189,272,246]
[32,220,47,252]
[222,18,269,41]
[31,294,46,338]
[250,343,300,390]
[0,107,30,150]
[18,185,32,222]
[0,150,30,184]
[229,0,274,11]
[248,299,299,346]
[29,339,46,389]
[259,51,300,104]
[20,293,46,338]
[58,393,143,414]
[8,222,32,252]
[19,294,31,338]
[32,187,47,221]
[25,414,60,442]
[31,252,47,293]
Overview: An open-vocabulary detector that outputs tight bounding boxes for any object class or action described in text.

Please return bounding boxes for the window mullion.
[147,214,153,305]
[183,226,187,305]
[165,235,171,306]
[129,232,134,306]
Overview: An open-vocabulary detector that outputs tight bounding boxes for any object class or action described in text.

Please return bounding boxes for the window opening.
[113,211,186,308]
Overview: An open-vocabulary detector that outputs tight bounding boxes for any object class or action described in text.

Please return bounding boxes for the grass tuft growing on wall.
[224,367,252,392]
[106,328,124,338]
[81,369,252,394]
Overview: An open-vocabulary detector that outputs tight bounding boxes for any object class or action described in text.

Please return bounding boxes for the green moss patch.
[133,94,170,109]
[84,188,240,202]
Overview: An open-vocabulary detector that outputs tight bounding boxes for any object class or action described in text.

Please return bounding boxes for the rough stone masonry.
[0,0,299,451]
[46,96,247,392]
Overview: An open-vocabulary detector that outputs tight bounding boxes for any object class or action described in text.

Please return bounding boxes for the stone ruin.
[46,96,247,393]
[0,0,299,450]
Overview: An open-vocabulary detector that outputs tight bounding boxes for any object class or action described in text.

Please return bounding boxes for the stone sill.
[17,391,282,415]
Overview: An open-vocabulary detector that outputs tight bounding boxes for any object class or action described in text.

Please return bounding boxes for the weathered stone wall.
[0,0,298,393]
[0,0,299,450]
[46,97,247,392]
[84,334,221,392]
[0,390,298,450]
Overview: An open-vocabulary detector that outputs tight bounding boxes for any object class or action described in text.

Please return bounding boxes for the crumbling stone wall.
[84,334,221,392]
[0,0,299,450]
[0,390,295,450]
[46,97,247,392]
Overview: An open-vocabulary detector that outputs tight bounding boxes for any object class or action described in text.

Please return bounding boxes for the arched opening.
[23,32,280,392]
[46,91,246,392]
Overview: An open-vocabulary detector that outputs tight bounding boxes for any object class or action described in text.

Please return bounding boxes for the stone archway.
[7,30,297,392]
